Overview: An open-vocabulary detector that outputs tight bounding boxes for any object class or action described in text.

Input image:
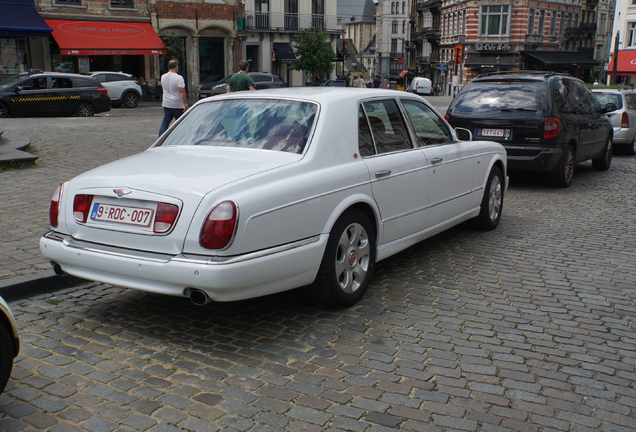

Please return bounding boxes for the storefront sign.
[475,43,511,51]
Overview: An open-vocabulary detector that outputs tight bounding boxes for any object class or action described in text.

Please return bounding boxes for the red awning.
[44,19,167,55]
[606,50,636,76]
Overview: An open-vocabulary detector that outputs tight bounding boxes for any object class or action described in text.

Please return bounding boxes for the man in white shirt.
[158,59,188,136]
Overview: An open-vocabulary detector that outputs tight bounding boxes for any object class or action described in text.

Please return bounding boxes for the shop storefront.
[606,50,636,86]
[0,0,52,79]
[43,19,166,80]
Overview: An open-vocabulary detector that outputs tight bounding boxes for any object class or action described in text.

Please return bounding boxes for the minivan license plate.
[90,203,153,226]
[479,128,504,137]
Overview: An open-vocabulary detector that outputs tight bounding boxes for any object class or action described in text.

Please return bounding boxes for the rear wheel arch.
[0,102,9,118]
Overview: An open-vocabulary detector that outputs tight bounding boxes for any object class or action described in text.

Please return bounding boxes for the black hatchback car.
[445,71,614,187]
[0,72,111,118]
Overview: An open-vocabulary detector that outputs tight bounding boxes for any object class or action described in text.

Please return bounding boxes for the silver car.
[593,88,636,155]
[0,296,19,394]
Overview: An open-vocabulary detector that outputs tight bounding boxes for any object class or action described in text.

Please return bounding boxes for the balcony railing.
[416,0,442,13]
[422,28,441,42]
[245,12,342,33]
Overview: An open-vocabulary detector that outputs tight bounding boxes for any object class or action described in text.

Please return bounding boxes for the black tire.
[123,92,139,108]
[592,136,612,171]
[307,209,376,308]
[472,166,504,230]
[549,144,575,188]
[75,102,94,117]
[0,103,8,118]
[0,323,14,394]
[626,136,636,156]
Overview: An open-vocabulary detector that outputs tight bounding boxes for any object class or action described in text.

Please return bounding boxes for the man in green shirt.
[227,60,256,92]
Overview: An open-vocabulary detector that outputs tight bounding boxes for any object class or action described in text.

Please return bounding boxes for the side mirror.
[455,127,472,141]
[14,86,23,93]
[604,102,617,113]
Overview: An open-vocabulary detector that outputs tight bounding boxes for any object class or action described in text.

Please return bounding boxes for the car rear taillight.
[153,203,179,233]
[73,194,94,223]
[544,117,562,139]
[444,114,450,122]
[49,185,63,227]
[200,201,238,250]
[621,112,629,128]
[98,88,108,95]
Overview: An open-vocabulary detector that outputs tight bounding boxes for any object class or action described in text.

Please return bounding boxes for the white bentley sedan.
[41,88,507,308]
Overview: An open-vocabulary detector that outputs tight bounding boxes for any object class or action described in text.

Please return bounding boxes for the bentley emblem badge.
[113,188,132,198]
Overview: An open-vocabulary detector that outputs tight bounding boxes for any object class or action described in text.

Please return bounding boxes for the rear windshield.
[593,93,623,110]
[158,98,317,154]
[451,80,544,113]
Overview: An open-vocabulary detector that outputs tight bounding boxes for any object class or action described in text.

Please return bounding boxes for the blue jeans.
[159,107,184,137]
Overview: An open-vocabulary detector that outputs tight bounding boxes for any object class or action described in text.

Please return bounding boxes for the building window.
[111,0,134,7]
[391,2,396,14]
[538,10,545,35]
[480,4,509,36]
[528,9,535,34]
[550,12,557,36]
[392,20,398,33]
[402,20,406,34]
[402,2,405,14]
[628,22,636,47]
[599,13,607,35]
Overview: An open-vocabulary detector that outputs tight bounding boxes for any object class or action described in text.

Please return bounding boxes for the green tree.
[161,34,185,64]
[289,27,334,82]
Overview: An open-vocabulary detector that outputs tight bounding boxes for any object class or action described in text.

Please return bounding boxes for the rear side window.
[52,78,73,89]
[362,99,412,154]
[107,74,130,82]
[73,77,100,88]
[625,93,636,110]
[566,80,602,115]
[252,75,271,83]
[451,80,543,113]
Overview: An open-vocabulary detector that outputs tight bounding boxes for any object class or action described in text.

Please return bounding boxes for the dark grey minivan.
[445,71,613,187]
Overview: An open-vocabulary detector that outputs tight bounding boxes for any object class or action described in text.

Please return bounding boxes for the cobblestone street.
[1,99,635,431]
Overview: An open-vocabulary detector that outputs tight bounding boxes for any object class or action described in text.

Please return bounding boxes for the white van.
[408,77,432,96]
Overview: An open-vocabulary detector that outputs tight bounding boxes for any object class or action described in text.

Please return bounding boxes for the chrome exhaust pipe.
[189,289,211,306]
[52,262,65,276]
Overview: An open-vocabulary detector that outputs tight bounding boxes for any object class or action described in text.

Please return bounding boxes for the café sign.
[475,43,511,51]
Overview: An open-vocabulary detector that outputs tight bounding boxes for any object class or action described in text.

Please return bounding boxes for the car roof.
[473,71,571,82]
[200,87,427,105]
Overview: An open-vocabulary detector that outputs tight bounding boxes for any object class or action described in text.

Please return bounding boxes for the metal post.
[612,31,620,86]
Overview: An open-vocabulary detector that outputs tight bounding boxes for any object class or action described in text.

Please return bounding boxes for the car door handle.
[375,170,391,178]
[431,158,443,165]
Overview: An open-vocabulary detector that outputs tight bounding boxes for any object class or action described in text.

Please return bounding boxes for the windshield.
[451,80,544,113]
[0,75,25,90]
[158,98,317,154]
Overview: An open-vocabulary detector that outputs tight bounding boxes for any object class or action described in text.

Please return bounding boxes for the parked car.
[88,72,142,108]
[40,88,507,308]
[201,72,284,97]
[592,88,636,155]
[0,72,111,118]
[445,71,614,187]
[407,77,433,96]
[54,62,75,73]
[0,296,19,395]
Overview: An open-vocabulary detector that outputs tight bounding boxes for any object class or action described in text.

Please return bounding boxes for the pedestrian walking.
[373,77,381,88]
[158,59,188,137]
[227,60,255,92]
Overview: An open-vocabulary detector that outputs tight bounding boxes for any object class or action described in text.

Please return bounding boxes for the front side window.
[401,100,453,147]
[481,4,509,35]
[110,0,134,7]
[362,100,412,154]
[159,99,317,154]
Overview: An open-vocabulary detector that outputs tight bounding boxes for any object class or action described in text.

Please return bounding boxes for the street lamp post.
[612,31,620,86]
